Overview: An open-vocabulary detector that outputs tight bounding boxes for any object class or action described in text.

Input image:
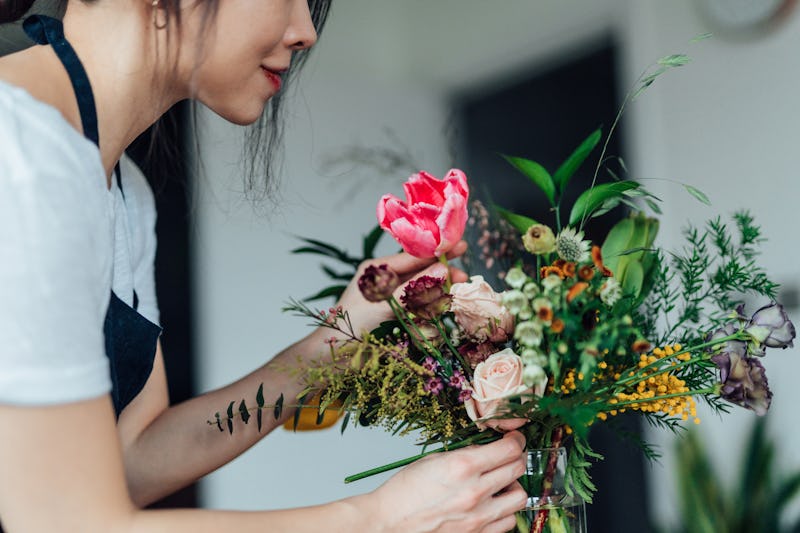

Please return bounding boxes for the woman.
[0,1,528,531]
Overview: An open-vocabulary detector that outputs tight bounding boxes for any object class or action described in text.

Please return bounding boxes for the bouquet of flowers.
[212,54,795,533]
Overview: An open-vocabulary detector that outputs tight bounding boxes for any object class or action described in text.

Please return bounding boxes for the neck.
[60,1,186,182]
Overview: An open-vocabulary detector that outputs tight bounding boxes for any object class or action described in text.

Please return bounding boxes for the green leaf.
[501,154,556,205]
[658,54,691,67]
[274,393,284,420]
[303,285,348,302]
[569,181,640,227]
[645,198,662,214]
[362,225,384,259]
[256,383,265,408]
[494,206,539,234]
[691,32,713,42]
[321,265,353,281]
[601,216,635,274]
[684,184,712,205]
[238,400,250,425]
[553,129,602,193]
[293,394,307,431]
[622,260,644,299]
[226,401,234,434]
[340,410,351,435]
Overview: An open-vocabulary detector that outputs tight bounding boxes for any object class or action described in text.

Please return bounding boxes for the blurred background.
[3,0,800,531]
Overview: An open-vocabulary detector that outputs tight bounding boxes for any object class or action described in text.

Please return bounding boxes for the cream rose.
[450,276,514,342]
[464,348,532,431]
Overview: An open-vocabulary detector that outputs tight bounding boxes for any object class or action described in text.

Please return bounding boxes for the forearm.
[124,328,331,506]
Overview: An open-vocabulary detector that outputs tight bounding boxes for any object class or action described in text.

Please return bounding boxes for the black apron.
[23,15,162,418]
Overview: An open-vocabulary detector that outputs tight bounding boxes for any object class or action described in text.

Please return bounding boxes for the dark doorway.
[454,39,652,533]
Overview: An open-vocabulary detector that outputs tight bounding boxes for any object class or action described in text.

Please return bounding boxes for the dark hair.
[0,0,332,202]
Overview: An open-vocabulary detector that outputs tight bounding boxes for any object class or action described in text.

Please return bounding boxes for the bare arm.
[0,397,527,533]
[118,246,470,506]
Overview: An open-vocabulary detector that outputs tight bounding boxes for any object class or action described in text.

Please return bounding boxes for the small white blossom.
[518,305,533,321]
[555,226,591,263]
[514,320,543,347]
[522,363,547,389]
[523,282,540,299]
[521,348,548,367]
[502,290,527,315]
[600,278,622,306]
[504,267,527,289]
[541,274,562,293]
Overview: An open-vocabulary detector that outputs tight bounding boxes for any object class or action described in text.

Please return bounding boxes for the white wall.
[194,0,800,524]
[619,1,800,528]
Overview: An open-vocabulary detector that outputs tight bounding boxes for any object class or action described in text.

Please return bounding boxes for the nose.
[286,0,318,51]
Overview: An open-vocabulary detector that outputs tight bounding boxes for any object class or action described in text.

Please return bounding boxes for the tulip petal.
[404,171,447,206]
[388,218,439,258]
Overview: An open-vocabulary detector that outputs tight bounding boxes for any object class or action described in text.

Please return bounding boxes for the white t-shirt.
[0,79,160,406]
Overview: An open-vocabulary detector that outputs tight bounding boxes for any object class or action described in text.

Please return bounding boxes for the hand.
[324,241,469,344]
[368,431,528,533]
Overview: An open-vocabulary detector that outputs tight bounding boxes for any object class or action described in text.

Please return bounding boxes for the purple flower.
[706,323,747,358]
[458,388,473,403]
[400,276,451,320]
[711,351,772,416]
[422,356,440,373]
[424,377,444,395]
[448,369,467,389]
[358,264,400,302]
[746,302,796,351]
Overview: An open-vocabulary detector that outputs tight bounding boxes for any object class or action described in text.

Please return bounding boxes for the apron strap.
[23,15,100,147]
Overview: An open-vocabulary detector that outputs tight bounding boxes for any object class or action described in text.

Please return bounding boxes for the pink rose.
[464,349,530,431]
[450,275,514,342]
[377,169,469,258]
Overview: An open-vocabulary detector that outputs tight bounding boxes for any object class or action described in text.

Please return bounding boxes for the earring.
[152,0,167,30]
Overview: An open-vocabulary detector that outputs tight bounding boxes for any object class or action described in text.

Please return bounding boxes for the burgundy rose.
[400,275,451,320]
[358,264,400,302]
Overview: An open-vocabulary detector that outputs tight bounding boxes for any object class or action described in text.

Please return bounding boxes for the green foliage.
[642,210,779,347]
[291,225,386,302]
[554,129,602,194]
[671,418,800,533]
[501,154,556,206]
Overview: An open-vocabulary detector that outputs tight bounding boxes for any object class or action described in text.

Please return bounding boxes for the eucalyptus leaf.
[226,401,234,434]
[274,393,284,420]
[553,129,602,193]
[238,400,250,425]
[501,154,556,205]
[569,181,640,227]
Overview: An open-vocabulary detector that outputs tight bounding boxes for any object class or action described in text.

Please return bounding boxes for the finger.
[479,453,526,497]
[369,240,468,278]
[478,483,528,533]
[480,514,520,533]
[461,431,526,473]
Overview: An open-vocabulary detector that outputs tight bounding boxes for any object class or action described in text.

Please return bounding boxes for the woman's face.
[182,0,318,125]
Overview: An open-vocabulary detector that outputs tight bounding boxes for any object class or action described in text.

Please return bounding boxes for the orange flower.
[537,306,554,323]
[591,245,613,277]
[632,339,652,353]
[562,262,576,278]
[540,265,565,279]
[566,282,589,303]
[550,318,565,333]
[578,264,595,281]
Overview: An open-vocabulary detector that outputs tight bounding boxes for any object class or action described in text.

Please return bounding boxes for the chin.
[214,100,267,126]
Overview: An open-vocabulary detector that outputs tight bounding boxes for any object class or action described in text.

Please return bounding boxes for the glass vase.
[517,447,587,533]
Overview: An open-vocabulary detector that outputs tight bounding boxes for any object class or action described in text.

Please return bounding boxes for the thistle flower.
[401,275,451,319]
[522,224,556,255]
[358,264,400,302]
[711,351,772,416]
[745,302,796,351]
[555,226,591,263]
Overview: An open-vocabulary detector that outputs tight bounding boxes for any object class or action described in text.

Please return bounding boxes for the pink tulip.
[377,169,469,258]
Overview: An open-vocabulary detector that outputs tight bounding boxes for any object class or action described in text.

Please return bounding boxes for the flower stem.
[387,297,452,373]
[439,254,452,292]
[344,433,500,483]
